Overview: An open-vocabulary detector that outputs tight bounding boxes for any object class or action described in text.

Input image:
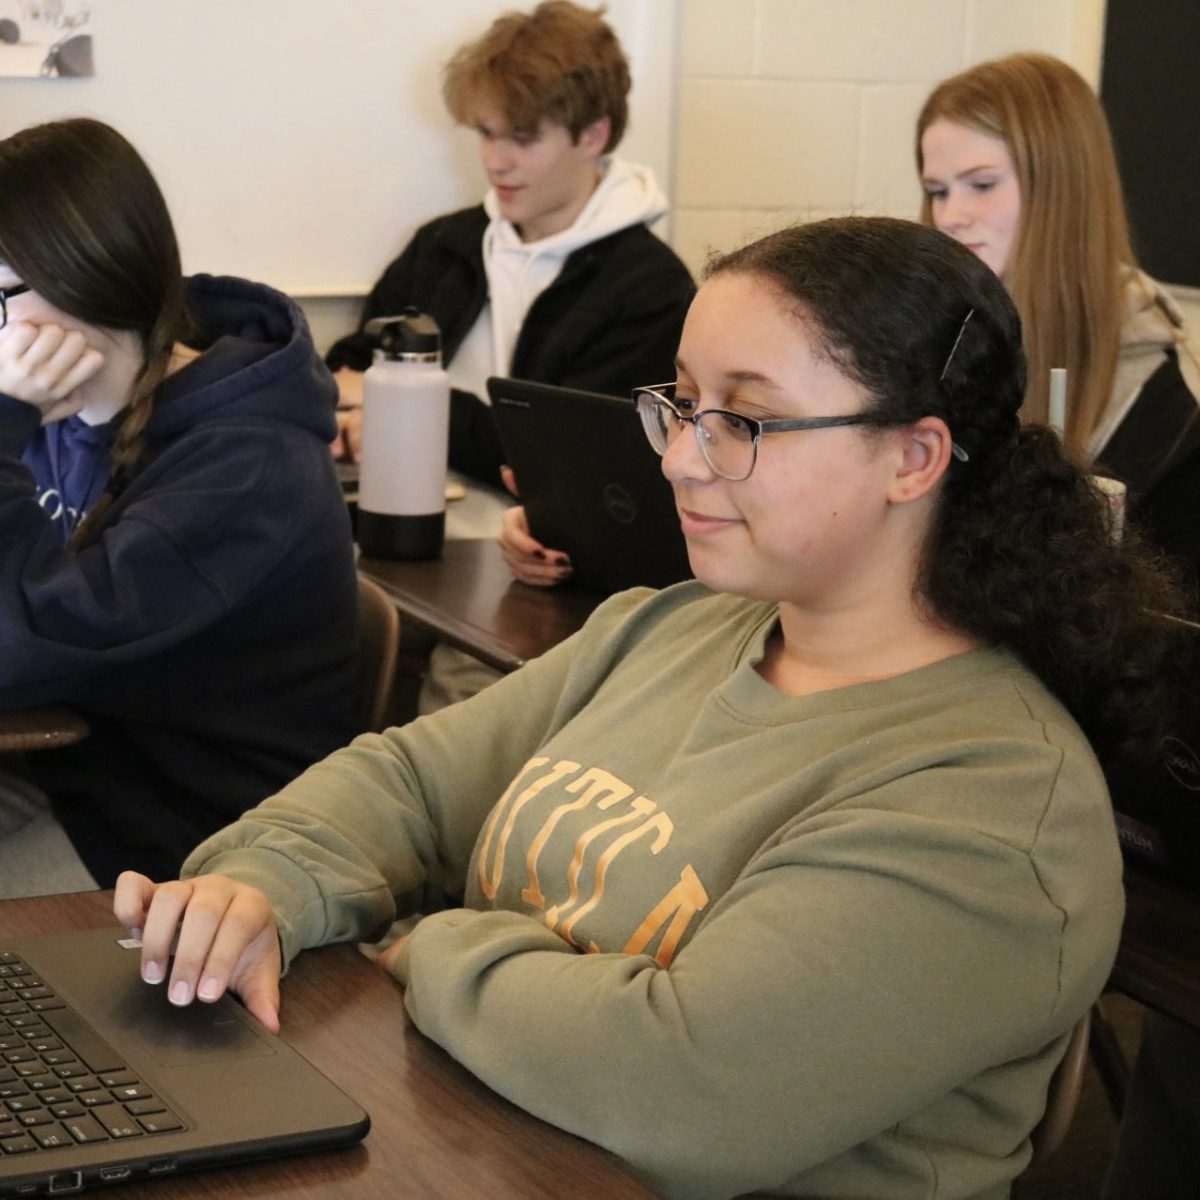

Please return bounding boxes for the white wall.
[671,0,1106,279]
[9,2,1188,349]
[0,0,677,299]
[302,0,1200,350]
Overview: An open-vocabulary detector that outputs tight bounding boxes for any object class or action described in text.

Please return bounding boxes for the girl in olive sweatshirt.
[117,218,1186,1200]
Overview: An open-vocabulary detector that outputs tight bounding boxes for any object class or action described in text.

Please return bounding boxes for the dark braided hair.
[710,217,1189,764]
[0,118,193,546]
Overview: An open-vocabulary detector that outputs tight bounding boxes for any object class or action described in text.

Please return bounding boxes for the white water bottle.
[356,309,450,560]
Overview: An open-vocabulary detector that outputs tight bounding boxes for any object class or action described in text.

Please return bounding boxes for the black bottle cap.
[365,307,441,358]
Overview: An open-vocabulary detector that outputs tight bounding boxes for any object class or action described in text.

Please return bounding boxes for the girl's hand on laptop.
[0,320,102,423]
[498,503,572,587]
[114,870,283,1034]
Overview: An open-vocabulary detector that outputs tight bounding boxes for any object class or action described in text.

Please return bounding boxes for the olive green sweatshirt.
[185,582,1123,1199]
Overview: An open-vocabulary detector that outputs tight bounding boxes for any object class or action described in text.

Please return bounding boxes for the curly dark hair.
[710,217,1190,763]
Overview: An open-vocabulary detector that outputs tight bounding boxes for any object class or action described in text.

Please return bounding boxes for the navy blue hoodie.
[26,413,115,541]
[0,275,360,885]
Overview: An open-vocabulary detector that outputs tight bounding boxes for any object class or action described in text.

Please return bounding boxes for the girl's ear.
[887,416,954,505]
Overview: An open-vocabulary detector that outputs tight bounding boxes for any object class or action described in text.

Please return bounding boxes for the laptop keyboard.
[0,952,185,1157]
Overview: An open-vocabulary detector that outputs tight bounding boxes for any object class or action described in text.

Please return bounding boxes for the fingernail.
[197,977,221,1001]
[142,960,163,984]
[554,556,571,567]
[169,980,192,1006]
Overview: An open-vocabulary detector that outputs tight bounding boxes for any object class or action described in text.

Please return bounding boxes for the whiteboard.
[0,0,678,296]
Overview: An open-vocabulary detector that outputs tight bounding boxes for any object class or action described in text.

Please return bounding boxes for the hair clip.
[951,442,970,462]
[939,308,975,382]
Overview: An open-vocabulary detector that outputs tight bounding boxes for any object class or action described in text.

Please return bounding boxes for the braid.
[110,334,173,488]
[66,382,153,550]
[69,311,189,550]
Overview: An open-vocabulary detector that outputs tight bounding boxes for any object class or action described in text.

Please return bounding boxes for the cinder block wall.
[671,0,1105,277]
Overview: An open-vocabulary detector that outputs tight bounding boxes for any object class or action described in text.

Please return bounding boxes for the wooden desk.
[360,539,602,673]
[1110,865,1200,1031]
[1,890,655,1199]
[0,706,90,754]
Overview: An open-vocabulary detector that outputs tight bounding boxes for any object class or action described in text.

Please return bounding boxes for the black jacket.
[0,276,360,885]
[326,205,695,485]
[1099,350,1200,590]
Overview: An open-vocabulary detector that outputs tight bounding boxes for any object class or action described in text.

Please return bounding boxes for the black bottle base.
[356,510,445,561]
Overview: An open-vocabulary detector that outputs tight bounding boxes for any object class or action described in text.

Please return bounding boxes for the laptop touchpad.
[114,985,277,1066]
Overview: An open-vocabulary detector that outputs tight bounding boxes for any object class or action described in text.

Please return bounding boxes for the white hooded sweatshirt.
[448,158,669,404]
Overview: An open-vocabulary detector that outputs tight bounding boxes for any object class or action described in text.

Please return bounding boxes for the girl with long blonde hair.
[917,52,1200,580]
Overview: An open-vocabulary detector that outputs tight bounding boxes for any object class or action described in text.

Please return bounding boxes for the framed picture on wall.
[0,0,93,78]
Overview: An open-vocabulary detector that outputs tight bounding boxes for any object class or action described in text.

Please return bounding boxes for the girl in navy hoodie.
[0,119,360,894]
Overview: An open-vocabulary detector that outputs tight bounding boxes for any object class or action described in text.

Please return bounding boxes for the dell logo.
[603,482,637,524]
[1163,736,1200,792]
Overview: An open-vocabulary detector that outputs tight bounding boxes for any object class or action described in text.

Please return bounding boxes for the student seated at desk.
[332,0,694,711]
[115,217,1189,1200]
[918,52,1200,587]
[920,61,1200,1196]
[325,0,693,501]
[0,119,359,897]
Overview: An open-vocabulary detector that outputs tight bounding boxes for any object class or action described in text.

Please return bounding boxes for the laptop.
[1106,614,1200,893]
[0,926,369,1196]
[487,378,692,594]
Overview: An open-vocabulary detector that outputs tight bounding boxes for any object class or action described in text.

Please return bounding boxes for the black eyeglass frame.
[0,283,31,330]
[633,381,880,481]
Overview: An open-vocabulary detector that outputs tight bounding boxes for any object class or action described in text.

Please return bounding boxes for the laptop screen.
[488,377,692,594]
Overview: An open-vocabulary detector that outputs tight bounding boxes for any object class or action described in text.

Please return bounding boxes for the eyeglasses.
[633,382,879,482]
[0,283,30,330]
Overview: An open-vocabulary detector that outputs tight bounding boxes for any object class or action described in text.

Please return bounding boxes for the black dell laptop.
[487,377,692,594]
[0,926,369,1197]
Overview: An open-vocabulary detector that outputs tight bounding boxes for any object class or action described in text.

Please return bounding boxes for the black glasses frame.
[0,283,31,330]
[633,382,877,481]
